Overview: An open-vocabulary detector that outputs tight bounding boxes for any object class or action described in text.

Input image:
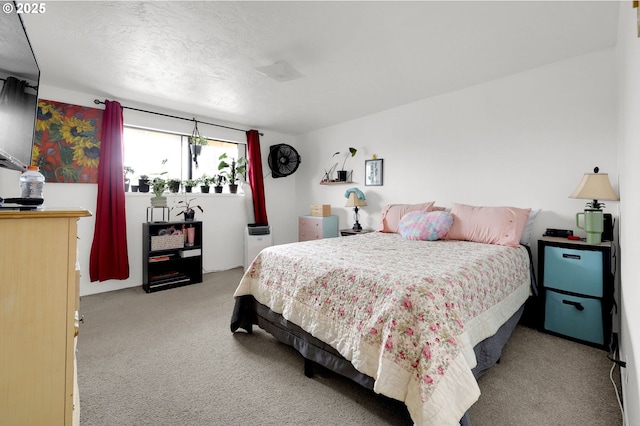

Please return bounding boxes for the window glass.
[123,126,246,189]
[124,127,184,182]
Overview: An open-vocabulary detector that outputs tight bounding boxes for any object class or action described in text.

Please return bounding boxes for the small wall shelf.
[319,181,355,185]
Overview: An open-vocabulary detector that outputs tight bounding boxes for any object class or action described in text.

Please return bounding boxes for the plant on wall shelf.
[325,147,357,182]
[339,147,357,171]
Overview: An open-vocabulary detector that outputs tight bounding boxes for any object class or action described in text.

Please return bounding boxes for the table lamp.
[344,188,367,231]
[569,167,619,244]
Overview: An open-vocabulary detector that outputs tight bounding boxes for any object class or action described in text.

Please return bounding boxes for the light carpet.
[77,268,623,425]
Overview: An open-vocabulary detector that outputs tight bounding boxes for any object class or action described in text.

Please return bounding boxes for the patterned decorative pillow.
[398,211,454,241]
[377,202,436,233]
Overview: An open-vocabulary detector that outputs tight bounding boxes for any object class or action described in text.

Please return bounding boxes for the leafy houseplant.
[150,177,168,207]
[218,153,247,194]
[167,178,181,193]
[212,173,227,193]
[198,174,212,193]
[138,175,150,193]
[183,179,198,193]
[335,147,357,182]
[189,121,209,168]
[176,198,203,221]
[124,166,135,191]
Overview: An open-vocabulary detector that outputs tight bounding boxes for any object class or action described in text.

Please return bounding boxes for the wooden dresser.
[298,215,339,241]
[0,208,91,426]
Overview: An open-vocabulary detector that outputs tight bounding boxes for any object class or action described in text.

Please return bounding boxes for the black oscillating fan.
[268,144,301,178]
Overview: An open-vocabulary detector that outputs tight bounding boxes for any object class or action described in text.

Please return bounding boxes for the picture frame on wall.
[365,159,383,186]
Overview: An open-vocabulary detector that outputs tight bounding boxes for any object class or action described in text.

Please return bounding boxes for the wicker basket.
[151,234,184,251]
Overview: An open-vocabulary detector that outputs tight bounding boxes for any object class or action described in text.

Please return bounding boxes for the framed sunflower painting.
[32,99,103,183]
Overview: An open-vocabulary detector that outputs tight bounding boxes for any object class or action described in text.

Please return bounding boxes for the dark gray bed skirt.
[230,296,525,425]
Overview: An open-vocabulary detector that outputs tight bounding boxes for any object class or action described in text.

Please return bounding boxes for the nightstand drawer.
[299,230,323,241]
[544,290,603,345]
[298,215,338,242]
[543,246,603,297]
[299,217,323,229]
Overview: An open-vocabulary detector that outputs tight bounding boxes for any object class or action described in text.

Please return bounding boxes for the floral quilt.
[233,232,531,425]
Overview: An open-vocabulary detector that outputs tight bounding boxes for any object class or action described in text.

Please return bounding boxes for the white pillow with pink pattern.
[398,211,454,241]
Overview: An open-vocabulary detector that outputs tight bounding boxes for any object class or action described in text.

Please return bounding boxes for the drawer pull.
[562,253,581,260]
[562,299,585,311]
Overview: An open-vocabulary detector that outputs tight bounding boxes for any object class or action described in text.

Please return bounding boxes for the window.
[123,126,246,188]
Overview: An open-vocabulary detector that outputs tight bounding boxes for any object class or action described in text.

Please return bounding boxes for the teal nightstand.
[538,236,614,350]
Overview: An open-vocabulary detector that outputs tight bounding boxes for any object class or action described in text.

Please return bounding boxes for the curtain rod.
[93,99,263,136]
[0,77,38,91]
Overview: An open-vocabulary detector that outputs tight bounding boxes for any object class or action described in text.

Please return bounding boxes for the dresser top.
[0,208,92,220]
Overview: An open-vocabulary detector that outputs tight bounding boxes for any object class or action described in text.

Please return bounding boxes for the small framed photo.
[365,159,383,186]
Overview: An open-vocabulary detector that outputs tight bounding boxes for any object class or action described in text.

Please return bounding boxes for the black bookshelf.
[142,221,203,293]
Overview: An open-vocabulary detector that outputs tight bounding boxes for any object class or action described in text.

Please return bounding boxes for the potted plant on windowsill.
[183,179,198,193]
[212,173,227,193]
[167,178,181,193]
[218,153,247,194]
[198,174,212,193]
[176,197,203,221]
[138,175,150,193]
[124,166,135,192]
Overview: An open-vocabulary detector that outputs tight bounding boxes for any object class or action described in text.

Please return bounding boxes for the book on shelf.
[149,272,190,286]
[178,248,201,258]
[149,254,174,262]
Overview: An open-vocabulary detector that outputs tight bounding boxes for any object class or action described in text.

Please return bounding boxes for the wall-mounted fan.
[268,144,301,178]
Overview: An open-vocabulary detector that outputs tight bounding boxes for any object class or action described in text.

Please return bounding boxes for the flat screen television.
[0,6,40,171]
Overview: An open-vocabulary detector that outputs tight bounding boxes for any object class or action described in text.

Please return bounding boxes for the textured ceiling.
[21,1,619,135]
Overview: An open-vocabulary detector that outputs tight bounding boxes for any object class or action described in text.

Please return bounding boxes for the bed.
[230,224,534,425]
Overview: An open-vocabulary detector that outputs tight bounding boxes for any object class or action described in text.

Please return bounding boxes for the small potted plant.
[138,174,150,193]
[167,178,181,193]
[218,153,247,194]
[198,174,212,193]
[212,173,227,193]
[124,166,135,191]
[151,177,168,206]
[183,178,198,193]
[176,198,203,221]
[334,147,357,182]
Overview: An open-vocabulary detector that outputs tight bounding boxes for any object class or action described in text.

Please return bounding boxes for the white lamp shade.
[345,192,367,207]
[569,173,619,202]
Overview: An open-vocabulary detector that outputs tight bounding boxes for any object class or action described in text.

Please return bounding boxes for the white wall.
[0,86,300,296]
[616,6,640,426]
[296,49,618,272]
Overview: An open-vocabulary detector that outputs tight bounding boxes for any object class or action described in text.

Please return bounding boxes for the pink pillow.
[447,203,531,247]
[378,202,436,233]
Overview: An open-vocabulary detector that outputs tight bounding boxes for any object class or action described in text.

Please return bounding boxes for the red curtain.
[246,129,268,225]
[89,100,130,281]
